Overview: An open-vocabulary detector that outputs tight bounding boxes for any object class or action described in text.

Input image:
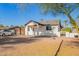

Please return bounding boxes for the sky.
[0,3,79,26]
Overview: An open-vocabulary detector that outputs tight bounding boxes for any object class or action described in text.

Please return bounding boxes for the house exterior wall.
[51,26,59,35]
[25,22,59,37]
[15,28,21,36]
[25,22,38,36]
[25,26,34,36]
[38,25,59,36]
[9,27,25,36]
[25,26,28,36]
[20,28,25,35]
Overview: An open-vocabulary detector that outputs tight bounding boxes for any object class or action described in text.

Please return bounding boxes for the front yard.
[0,37,62,56]
[0,36,79,56]
[57,38,79,56]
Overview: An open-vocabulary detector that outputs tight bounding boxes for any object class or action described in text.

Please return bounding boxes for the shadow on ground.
[0,36,40,45]
[70,41,79,47]
[30,36,53,38]
[65,39,79,47]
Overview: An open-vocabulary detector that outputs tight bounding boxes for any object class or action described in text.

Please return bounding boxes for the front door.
[28,27,34,36]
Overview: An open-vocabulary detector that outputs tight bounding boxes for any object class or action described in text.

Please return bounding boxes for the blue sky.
[0,3,79,26]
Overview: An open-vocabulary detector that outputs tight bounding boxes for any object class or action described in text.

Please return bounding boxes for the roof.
[0,26,24,30]
[8,26,21,30]
[40,20,60,25]
[25,20,44,26]
[0,27,9,30]
[25,20,60,26]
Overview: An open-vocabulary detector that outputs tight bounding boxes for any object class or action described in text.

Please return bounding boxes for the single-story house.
[25,20,62,37]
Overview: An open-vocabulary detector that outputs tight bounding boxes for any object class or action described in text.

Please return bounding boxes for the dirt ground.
[0,37,62,56]
[57,37,79,56]
[0,36,79,56]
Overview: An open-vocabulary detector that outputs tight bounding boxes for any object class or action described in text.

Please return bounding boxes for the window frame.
[46,24,52,30]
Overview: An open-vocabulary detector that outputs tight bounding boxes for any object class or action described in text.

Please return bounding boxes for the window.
[46,24,52,30]
[28,27,30,31]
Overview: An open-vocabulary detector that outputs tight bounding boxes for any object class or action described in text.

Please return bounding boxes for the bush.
[61,28,71,32]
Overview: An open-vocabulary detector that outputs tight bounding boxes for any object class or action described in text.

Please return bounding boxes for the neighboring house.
[25,20,62,37]
[9,26,25,36]
[0,26,25,36]
[0,26,8,30]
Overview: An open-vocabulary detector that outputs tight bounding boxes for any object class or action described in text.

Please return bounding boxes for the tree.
[0,24,4,27]
[19,25,25,28]
[64,20,68,28]
[40,3,79,32]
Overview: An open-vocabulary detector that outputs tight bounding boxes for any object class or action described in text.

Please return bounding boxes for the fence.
[66,32,79,38]
[34,31,60,37]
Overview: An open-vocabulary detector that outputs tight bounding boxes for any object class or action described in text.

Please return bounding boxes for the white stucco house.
[25,20,62,37]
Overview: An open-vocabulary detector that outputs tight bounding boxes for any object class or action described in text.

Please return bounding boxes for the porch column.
[37,24,39,36]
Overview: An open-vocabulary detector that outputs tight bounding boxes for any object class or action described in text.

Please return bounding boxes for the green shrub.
[61,28,71,32]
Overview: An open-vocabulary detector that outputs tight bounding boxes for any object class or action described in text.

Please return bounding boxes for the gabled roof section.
[9,26,20,29]
[25,20,62,26]
[40,20,60,25]
[25,20,44,26]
